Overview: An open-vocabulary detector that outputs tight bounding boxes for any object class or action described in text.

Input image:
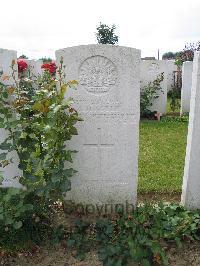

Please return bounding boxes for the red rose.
[41,62,56,75]
[17,60,28,73]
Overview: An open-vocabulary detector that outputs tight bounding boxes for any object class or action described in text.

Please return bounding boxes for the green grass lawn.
[138,120,188,194]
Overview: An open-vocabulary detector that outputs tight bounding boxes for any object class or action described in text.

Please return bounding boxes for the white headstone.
[165,60,177,92]
[181,52,200,209]
[25,59,43,78]
[0,49,18,85]
[140,60,177,114]
[180,61,193,114]
[56,45,140,207]
[0,49,21,188]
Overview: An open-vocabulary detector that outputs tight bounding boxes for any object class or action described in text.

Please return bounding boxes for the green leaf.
[61,178,71,192]
[65,151,73,163]
[63,168,77,178]
[13,221,23,230]
[53,105,61,113]
[0,152,7,160]
[69,126,78,135]
[0,141,11,150]
[2,91,8,99]
[3,187,21,202]
[142,259,151,266]
[52,173,61,183]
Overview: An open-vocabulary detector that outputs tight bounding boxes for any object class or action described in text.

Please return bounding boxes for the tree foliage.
[162,51,181,60]
[18,54,28,59]
[96,22,118,45]
[163,41,200,65]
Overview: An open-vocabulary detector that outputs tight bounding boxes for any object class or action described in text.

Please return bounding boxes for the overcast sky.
[0,0,199,59]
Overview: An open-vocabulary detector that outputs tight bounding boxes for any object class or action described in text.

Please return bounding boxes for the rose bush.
[0,58,81,249]
[17,59,28,72]
[41,62,56,75]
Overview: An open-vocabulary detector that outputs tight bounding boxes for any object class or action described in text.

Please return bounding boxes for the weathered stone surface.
[140,60,177,114]
[0,49,21,188]
[181,61,193,114]
[56,44,140,206]
[181,52,200,209]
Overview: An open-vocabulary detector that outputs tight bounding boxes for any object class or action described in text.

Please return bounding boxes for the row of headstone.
[0,47,199,209]
[23,57,179,115]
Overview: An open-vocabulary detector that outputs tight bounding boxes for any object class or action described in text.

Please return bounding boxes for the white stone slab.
[0,49,21,188]
[180,61,193,114]
[56,45,140,206]
[24,59,43,78]
[0,48,18,85]
[181,52,200,209]
[140,60,177,114]
[165,60,177,92]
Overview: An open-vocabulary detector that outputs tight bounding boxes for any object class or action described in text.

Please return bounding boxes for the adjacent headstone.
[56,44,140,207]
[25,59,43,78]
[140,60,176,114]
[181,52,200,209]
[180,61,193,114]
[165,60,178,92]
[0,49,18,85]
[0,49,21,188]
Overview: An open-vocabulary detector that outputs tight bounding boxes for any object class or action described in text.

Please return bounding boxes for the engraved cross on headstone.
[83,128,114,177]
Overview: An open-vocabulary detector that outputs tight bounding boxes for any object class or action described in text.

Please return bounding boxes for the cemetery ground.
[0,47,199,265]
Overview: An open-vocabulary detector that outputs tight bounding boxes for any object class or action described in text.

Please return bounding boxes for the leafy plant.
[39,57,53,63]
[167,87,181,113]
[67,219,93,260]
[96,22,118,45]
[67,203,200,266]
[162,51,178,60]
[0,58,81,249]
[140,73,164,117]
